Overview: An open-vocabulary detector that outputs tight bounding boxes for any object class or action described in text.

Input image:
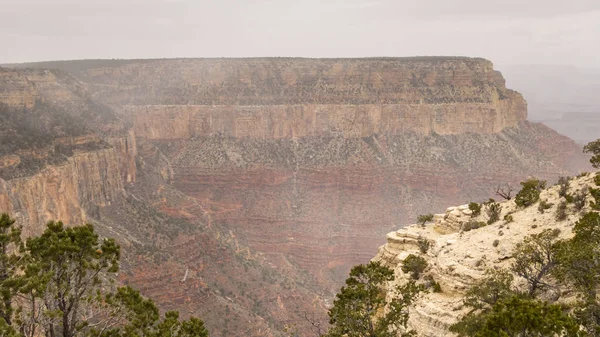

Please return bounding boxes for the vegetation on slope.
[0,214,208,337]
[320,139,600,337]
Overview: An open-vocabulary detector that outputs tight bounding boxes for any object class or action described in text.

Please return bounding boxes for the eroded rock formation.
[374,172,599,336]
[1,58,592,336]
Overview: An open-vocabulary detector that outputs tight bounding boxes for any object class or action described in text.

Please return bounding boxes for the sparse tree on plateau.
[511,229,560,296]
[325,261,421,337]
[450,269,580,337]
[583,138,600,168]
[416,214,434,227]
[494,184,514,201]
[0,213,21,336]
[21,221,121,337]
[514,179,546,208]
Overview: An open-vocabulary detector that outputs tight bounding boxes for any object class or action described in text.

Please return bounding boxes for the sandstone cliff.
[22,57,527,137]
[0,67,132,232]
[374,172,600,336]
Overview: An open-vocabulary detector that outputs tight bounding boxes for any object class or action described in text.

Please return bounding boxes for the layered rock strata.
[2,58,593,336]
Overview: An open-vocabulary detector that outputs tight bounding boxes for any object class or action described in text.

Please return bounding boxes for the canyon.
[1,57,592,336]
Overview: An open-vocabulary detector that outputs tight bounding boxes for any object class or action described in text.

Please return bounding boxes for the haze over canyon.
[0,56,593,335]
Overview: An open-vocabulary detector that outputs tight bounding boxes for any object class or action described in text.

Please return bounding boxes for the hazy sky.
[1,0,599,67]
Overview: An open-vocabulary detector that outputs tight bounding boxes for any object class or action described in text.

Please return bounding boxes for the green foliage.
[423,275,442,293]
[573,189,588,211]
[552,212,600,334]
[594,173,600,186]
[537,199,553,214]
[451,268,579,337]
[468,202,482,218]
[462,220,486,232]
[590,187,600,210]
[485,202,502,225]
[515,178,546,208]
[417,238,430,254]
[401,254,428,280]
[451,296,580,337]
[511,229,560,296]
[573,299,600,336]
[325,261,421,337]
[416,214,434,227]
[555,200,568,221]
[554,212,600,299]
[565,193,575,203]
[0,214,21,328]
[583,138,600,168]
[557,176,571,198]
[463,269,515,311]
[19,221,121,337]
[454,211,600,337]
[502,214,513,223]
[0,215,209,337]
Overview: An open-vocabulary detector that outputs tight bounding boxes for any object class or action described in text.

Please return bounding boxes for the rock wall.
[27,57,527,138]
[124,100,525,140]
[0,148,122,236]
[0,68,37,108]
[0,67,132,233]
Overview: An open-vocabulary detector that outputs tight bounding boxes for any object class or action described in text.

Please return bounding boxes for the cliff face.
[124,100,525,140]
[0,148,122,236]
[2,58,592,337]
[373,172,599,336]
[0,67,130,233]
[31,57,527,137]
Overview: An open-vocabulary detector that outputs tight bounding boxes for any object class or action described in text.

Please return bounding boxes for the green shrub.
[584,139,600,168]
[515,179,546,208]
[590,188,600,210]
[594,174,600,186]
[468,202,482,218]
[557,176,570,198]
[417,238,431,254]
[486,202,502,224]
[462,220,487,232]
[503,214,514,223]
[417,214,434,227]
[537,199,553,214]
[432,282,442,293]
[573,189,588,211]
[555,201,568,221]
[401,254,428,280]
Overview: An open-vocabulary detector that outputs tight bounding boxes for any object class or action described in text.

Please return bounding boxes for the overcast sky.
[1,0,599,67]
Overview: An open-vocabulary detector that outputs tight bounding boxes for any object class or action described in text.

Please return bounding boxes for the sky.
[1,0,599,67]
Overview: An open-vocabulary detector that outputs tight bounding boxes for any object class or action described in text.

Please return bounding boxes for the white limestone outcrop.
[373,172,599,336]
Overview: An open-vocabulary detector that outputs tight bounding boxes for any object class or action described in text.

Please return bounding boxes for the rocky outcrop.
[0,147,122,236]
[0,67,132,232]
[374,172,600,336]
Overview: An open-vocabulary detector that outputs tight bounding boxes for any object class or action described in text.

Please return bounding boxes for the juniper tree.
[325,261,421,337]
[583,139,600,168]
